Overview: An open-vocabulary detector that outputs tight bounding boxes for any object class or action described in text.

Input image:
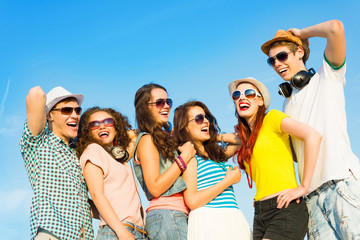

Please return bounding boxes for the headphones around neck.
[110,145,129,163]
[278,68,316,98]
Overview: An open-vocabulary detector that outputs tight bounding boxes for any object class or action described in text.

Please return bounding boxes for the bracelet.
[175,155,187,172]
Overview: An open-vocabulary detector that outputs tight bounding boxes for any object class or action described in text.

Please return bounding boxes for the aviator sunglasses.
[267,50,294,67]
[189,114,209,125]
[232,89,262,101]
[51,107,82,115]
[89,118,115,130]
[148,98,173,108]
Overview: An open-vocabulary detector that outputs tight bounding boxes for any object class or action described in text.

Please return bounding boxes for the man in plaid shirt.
[20,86,94,240]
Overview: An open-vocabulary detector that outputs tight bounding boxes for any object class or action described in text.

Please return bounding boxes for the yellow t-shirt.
[244,109,298,201]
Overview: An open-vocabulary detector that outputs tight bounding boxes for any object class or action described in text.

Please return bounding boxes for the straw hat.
[228,77,270,110]
[46,86,83,115]
[261,30,309,62]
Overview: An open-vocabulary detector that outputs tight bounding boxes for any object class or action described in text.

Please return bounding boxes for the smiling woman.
[76,107,148,240]
[173,101,251,240]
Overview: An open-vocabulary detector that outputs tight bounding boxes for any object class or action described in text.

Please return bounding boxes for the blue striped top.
[196,155,239,209]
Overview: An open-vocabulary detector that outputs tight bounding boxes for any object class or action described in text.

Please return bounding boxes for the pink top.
[80,143,144,227]
[147,193,189,214]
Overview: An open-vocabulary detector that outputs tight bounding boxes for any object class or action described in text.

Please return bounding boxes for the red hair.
[235,102,267,170]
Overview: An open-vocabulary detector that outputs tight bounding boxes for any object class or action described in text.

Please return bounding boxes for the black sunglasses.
[189,114,209,125]
[267,50,294,66]
[148,98,173,108]
[51,107,82,115]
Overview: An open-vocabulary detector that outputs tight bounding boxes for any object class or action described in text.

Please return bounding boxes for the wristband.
[175,155,187,172]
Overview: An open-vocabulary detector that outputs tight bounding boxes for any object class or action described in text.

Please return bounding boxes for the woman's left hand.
[276,185,308,209]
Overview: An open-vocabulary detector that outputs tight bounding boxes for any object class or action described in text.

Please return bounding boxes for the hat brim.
[261,35,303,55]
[228,78,270,109]
[46,94,84,115]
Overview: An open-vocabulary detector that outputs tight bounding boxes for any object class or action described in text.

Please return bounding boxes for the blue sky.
[1,1,359,239]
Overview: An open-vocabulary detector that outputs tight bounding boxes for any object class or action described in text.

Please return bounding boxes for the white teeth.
[201,127,208,132]
[99,132,109,137]
[240,103,248,107]
[160,112,168,115]
[279,69,287,73]
[67,123,76,127]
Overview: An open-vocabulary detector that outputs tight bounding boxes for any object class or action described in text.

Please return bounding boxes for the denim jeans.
[305,177,360,240]
[145,209,188,240]
[97,223,148,240]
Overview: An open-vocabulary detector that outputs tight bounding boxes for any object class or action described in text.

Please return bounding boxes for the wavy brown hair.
[173,101,227,162]
[76,107,132,157]
[134,83,176,161]
[233,83,267,170]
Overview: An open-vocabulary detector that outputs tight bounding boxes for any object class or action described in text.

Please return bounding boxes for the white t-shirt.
[283,58,360,193]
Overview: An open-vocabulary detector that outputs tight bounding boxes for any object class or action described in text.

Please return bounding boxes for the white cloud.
[0,79,10,121]
[0,115,24,135]
[0,188,32,214]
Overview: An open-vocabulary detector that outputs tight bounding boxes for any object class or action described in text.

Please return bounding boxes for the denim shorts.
[253,196,308,240]
[145,209,188,240]
[97,222,149,240]
[305,177,360,240]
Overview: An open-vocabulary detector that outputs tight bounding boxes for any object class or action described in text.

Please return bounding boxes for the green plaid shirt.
[20,121,94,240]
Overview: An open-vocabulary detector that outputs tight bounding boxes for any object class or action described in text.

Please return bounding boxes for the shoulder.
[265,109,289,121]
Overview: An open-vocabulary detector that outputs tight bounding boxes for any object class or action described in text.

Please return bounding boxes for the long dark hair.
[76,107,132,157]
[134,83,176,161]
[173,101,227,162]
[234,83,267,170]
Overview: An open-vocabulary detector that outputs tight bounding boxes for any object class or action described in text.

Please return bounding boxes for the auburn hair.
[76,107,131,157]
[173,101,227,162]
[234,84,267,170]
[134,83,176,161]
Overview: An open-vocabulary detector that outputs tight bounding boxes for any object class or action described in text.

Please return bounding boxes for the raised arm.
[288,20,345,67]
[26,86,47,136]
[126,129,138,160]
[277,117,322,208]
[182,159,241,210]
[137,135,195,197]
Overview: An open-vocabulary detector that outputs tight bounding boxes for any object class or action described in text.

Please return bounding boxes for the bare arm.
[182,159,241,210]
[126,129,138,160]
[288,20,345,67]
[26,86,47,136]
[217,133,242,158]
[83,162,135,240]
[277,117,322,208]
[137,135,195,197]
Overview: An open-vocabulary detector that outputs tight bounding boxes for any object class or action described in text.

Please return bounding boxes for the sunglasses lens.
[61,107,74,115]
[155,99,166,108]
[267,57,275,66]
[89,121,100,130]
[277,52,289,62]
[75,107,82,115]
[166,99,173,108]
[195,114,205,124]
[244,89,257,99]
[103,118,115,127]
[232,90,241,100]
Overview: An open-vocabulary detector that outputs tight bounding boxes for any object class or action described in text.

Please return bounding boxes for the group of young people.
[20,19,360,240]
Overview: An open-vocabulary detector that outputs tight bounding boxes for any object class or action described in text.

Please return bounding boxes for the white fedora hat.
[46,86,84,115]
